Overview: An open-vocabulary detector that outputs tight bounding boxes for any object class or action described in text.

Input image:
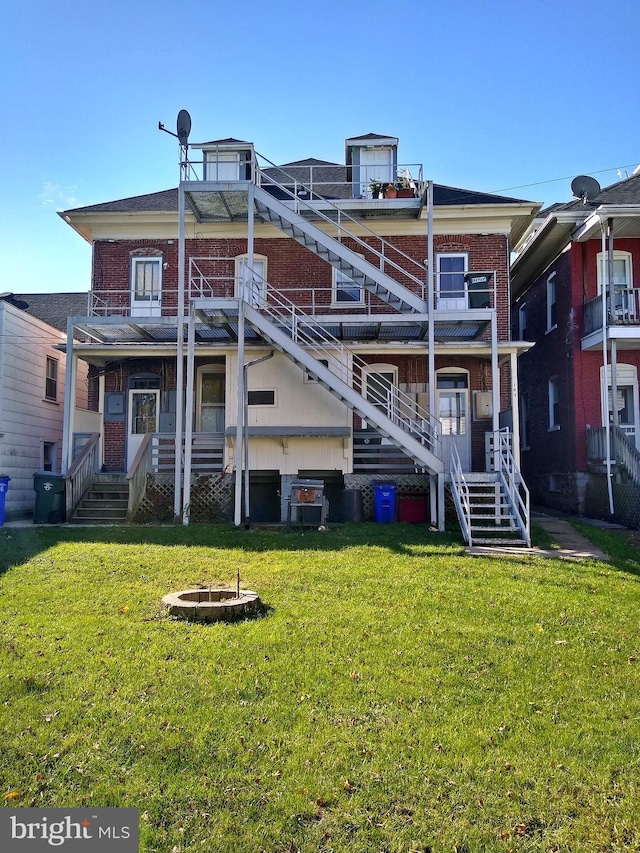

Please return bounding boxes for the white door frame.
[601,364,640,449]
[437,368,471,471]
[127,389,160,467]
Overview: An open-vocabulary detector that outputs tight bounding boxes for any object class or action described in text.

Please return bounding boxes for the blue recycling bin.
[372,481,397,523]
[0,476,10,526]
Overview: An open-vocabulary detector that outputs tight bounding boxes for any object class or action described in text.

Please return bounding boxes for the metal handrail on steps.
[254,152,428,298]
[450,443,472,545]
[238,264,441,458]
[494,428,530,546]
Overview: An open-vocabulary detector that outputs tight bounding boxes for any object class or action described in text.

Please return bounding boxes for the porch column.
[510,349,521,462]
[174,181,186,517]
[234,300,245,526]
[61,317,77,474]
[182,301,196,525]
[426,180,437,526]
[491,310,500,470]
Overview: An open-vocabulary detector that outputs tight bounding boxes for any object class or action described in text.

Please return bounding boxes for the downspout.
[599,217,615,516]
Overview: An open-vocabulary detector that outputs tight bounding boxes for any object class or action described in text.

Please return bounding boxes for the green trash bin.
[33,472,66,524]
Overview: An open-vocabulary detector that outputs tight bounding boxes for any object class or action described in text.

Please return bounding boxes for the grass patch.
[1,523,639,852]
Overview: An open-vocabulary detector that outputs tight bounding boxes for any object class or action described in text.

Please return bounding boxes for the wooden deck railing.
[64,433,100,520]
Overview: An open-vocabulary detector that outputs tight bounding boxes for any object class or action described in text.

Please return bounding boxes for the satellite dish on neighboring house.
[571,175,602,203]
[176,109,192,147]
[0,292,29,309]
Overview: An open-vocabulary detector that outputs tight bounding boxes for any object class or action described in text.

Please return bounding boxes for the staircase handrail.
[450,443,472,545]
[126,432,152,519]
[613,425,640,487]
[238,264,441,456]
[493,428,531,547]
[64,432,100,521]
[254,152,428,298]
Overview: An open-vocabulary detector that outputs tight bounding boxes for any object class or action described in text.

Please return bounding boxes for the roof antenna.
[571,175,601,204]
[159,109,192,178]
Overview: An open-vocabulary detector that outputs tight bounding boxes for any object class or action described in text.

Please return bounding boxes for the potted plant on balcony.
[384,183,398,199]
[396,168,416,198]
[368,180,384,199]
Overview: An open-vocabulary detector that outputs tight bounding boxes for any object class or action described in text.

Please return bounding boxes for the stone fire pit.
[162,588,262,623]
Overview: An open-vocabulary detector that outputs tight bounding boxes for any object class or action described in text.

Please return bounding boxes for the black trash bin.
[33,472,66,524]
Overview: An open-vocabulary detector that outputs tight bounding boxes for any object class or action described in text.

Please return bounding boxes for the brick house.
[59,126,539,541]
[511,171,640,526]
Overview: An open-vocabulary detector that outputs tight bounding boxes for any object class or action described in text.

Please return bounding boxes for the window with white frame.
[333,254,365,305]
[437,253,468,309]
[546,272,557,331]
[548,378,560,430]
[43,441,56,472]
[45,356,58,402]
[597,250,634,319]
[518,302,528,340]
[131,257,162,310]
[520,393,530,449]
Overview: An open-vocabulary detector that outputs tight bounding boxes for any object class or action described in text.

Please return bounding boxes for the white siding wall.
[0,303,89,520]
[225,351,350,474]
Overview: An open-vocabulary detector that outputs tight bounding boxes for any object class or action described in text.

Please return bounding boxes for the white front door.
[359,148,393,198]
[197,368,226,433]
[131,257,162,317]
[437,373,470,470]
[237,257,267,306]
[127,390,159,466]
[602,364,640,450]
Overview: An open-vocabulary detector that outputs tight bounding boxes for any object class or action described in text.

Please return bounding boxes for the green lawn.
[1,523,639,852]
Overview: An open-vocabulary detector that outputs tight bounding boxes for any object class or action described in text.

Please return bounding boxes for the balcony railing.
[584,289,640,335]
[182,147,425,202]
[87,267,496,318]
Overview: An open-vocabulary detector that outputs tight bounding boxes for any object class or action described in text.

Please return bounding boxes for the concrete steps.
[71,476,129,525]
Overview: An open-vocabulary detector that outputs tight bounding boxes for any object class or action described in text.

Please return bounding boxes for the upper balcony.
[583,288,640,348]
[181,138,424,223]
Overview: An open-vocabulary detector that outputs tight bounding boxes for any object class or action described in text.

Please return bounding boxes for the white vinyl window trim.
[332,254,365,306]
[131,257,162,304]
[596,250,632,292]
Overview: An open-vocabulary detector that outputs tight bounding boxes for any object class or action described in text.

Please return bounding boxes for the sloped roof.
[62,179,530,216]
[14,292,89,331]
[549,172,640,212]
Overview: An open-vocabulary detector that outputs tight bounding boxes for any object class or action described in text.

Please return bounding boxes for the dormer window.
[345,134,398,199]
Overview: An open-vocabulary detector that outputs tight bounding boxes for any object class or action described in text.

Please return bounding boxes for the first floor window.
[45,356,58,401]
[520,393,530,449]
[548,378,560,429]
[43,441,56,472]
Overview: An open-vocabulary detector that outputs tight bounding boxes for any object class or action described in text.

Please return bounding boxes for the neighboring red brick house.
[59,126,538,541]
[511,171,640,526]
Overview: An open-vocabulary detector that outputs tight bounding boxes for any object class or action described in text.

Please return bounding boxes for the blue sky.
[1,0,638,294]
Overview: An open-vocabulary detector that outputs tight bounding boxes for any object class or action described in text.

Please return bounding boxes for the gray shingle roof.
[550,172,640,212]
[14,292,89,332]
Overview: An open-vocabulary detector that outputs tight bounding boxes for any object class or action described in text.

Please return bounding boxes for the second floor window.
[334,268,364,305]
[546,272,557,331]
[518,302,528,339]
[437,253,468,309]
[45,356,58,402]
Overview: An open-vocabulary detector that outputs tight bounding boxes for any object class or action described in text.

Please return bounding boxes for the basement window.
[248,390,275,406]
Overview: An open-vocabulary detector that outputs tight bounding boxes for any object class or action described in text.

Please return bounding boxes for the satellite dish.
[176,110,191,146]
[0,292,29,309]
[571,175,601,203]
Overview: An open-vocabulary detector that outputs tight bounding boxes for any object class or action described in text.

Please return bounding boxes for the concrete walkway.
[468,513,612,561]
